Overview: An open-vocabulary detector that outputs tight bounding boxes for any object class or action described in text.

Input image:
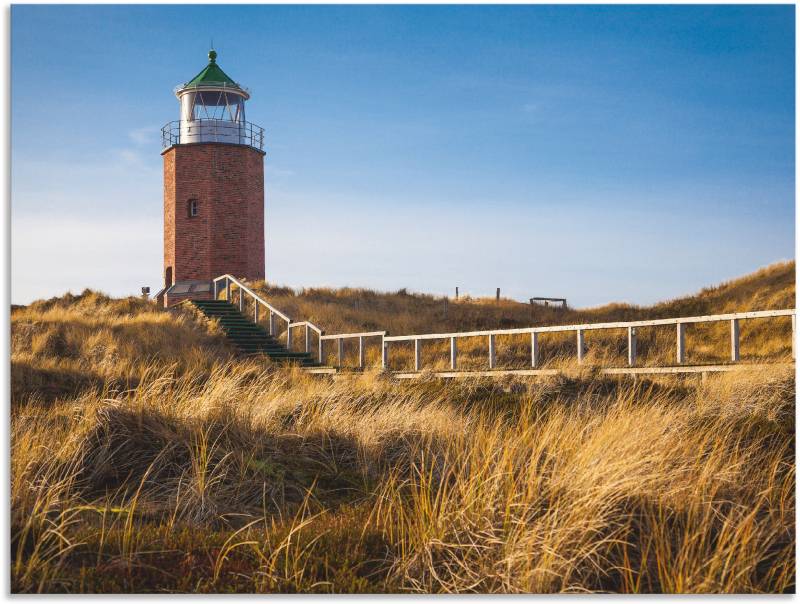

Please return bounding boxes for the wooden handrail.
[383,309,795,342]
[288,321,324,336]
[213,274,291,322]
[320,331,386,341]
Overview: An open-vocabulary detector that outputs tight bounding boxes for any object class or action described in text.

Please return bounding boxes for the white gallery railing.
[212,275,795,371]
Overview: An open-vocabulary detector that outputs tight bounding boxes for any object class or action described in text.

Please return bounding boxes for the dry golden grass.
[11,289,237,403]
[11,364,794,593]
[9,262,796,593]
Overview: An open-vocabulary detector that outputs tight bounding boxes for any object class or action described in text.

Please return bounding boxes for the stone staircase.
[190,300,321,367]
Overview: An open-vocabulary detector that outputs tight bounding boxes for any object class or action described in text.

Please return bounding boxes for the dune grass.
[11,289,235,404]
[10,261,796,593]
[11,363,794,593]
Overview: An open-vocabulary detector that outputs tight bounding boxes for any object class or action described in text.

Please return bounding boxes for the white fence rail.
[319,331,386,368]
[212,275,795,372]
[288,321,324,359]
[383,309,795,370]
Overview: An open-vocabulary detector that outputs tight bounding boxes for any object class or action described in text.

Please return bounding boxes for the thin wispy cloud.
[128,126,161,146]
[117,148,146,165]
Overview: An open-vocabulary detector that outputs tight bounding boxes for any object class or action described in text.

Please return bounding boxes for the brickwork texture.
[163,143,265,290]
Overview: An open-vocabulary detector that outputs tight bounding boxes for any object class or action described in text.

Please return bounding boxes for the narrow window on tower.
[188,199,198,218]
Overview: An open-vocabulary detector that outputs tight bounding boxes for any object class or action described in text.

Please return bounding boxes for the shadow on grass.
[11,360,138,406]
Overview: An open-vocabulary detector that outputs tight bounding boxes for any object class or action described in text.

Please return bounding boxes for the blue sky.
[11,5,795,307]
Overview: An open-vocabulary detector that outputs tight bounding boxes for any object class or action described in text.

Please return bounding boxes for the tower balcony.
[161,119,265,153]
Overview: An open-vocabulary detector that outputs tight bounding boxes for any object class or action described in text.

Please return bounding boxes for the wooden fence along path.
[212,274,797,377]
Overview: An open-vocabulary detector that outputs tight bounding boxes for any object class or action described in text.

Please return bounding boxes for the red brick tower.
[159,49,265,306]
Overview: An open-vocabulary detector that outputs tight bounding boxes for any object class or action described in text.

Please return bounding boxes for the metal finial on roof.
[178,47,247,96]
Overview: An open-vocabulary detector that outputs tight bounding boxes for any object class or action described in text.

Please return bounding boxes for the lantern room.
[161,49,264,151]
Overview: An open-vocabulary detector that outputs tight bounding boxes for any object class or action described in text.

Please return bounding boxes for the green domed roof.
[182,49,242,90]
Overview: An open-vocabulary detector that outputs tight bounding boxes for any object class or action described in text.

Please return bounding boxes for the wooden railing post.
[337,338,344,368]
[239,288,244,312]
[676,323,686,364]
[627,327,637,366]
[577,330,585,363]
[213,280,218,300]
[254,302,259,324]
[382,338,388,370]
[488,334,496,369]
[269,311,275,337]
[319,338,324,365]
[305,325,311,354]
[286,321,293,350]
[531,332,539,367]
[450,337,457,370]
[730,319,740,362]
[414,339,421,371]
[359,336,365,369]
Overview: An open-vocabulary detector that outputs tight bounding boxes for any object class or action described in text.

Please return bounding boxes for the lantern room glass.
[180,90,246,123]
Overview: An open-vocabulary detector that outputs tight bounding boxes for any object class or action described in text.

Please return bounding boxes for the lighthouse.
[159,49,266,306]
